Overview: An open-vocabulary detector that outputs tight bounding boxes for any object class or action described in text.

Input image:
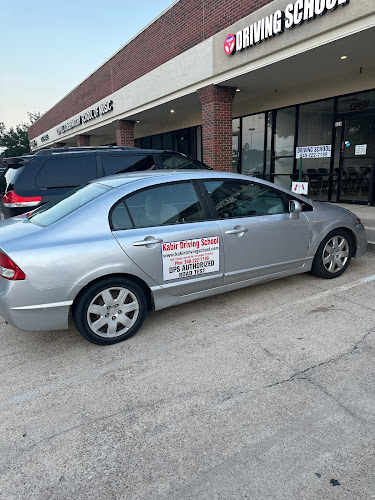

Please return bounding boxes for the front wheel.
[311,229,353,279]
[73,277,147,345]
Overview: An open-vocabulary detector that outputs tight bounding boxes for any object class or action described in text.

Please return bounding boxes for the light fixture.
[341,55,348,60]
[170,109,175,113]
[136,120,140,123]
[236,88,241,92]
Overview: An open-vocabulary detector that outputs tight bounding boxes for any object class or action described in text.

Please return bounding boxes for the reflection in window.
[203,180,288,219]
[125,182,205,227]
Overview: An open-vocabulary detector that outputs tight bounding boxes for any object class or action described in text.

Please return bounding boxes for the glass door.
[338,114,375,204]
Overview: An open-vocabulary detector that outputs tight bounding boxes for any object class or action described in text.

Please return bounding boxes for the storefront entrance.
[338,113,375,205]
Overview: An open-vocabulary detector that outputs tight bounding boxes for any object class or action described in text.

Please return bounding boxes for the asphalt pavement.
[1,248,375,499]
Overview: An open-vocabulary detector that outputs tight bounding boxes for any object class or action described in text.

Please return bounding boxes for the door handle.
[225,227,248,235]
[132,238,163,247]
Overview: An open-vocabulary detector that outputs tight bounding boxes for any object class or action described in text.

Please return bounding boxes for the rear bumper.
[0,279,71,331]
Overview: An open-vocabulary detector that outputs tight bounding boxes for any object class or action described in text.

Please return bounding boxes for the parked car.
[0,146,210,220]
[0,170,367,345]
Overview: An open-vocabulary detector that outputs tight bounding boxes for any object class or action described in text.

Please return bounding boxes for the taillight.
[0,252,26,280]
[2,190,41,208]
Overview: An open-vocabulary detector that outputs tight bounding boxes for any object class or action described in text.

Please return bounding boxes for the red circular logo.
[224,34,235,55]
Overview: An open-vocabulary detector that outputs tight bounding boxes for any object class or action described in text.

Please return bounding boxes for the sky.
[0,0,175,129]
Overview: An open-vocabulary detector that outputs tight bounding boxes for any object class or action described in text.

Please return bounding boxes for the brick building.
[29,0,375,204]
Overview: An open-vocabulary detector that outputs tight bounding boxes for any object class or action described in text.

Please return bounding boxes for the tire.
[311,229,354,279]
[73,277,147,345]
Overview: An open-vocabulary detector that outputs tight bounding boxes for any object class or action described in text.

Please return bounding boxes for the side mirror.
[289,200,303,220]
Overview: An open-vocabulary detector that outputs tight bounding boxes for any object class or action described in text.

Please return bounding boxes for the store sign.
[41,134,49,142]
[296,145,331,158]
[225,0,349,55]
[56,100,113,135]
[30,139,37,148]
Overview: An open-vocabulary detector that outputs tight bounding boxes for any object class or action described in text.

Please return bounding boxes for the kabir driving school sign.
[162,237,220,281]
[224,0,349,55]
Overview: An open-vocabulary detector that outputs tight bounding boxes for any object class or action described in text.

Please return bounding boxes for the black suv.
[0,146,210,219]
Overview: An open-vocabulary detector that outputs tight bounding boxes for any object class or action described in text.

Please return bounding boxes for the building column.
[76,135,90,147]
[113,120,135,147]
[197,84,237,171]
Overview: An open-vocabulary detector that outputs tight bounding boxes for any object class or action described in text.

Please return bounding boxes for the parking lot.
[1,248,375,500]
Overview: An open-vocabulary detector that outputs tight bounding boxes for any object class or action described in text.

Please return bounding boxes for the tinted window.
[102,155,156,176]
[203,180,288,219]
[29,183,111,226]
[110,202,133,230]
[36,157,97,188]
[125,182,205,228]
[160,154,207,170]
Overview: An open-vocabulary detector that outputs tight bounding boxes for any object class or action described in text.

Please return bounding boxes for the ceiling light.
[236,88,241,92]
[136,120,140,123]
[341,55,348,60]
[170,109,175,113]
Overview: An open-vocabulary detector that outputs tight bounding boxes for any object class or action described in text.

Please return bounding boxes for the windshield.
[28,183,112,226]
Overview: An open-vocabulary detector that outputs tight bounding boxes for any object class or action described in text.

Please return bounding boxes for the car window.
[36,157,97,188]
[203,179,288,219]
[28,183,112,226]
[160,154,207,170]
[123,182,205,228]
[102,155,156,176]
[110,201,133,230]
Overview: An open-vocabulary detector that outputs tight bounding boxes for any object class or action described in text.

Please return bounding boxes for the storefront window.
[161,132,174,150]
[297,99,334,201]
[241,114,266,176]
[274,107,295,157]
[232,118,240,172]
[274,106,296,189]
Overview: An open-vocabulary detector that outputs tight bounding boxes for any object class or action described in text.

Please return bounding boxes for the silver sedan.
[0,171,367,345]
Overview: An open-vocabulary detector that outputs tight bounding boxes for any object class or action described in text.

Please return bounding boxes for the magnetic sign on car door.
[161,237,220,281]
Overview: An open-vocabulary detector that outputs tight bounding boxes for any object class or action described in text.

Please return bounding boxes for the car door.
[111,180,224,296]
[201,179,311,285]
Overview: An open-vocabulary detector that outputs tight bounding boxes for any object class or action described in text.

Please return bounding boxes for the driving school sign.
[162,237,220,281]
[224,0,349,55]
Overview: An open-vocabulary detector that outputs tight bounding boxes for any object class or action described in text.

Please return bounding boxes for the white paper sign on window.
[355,144,367,155]
[296,145,331,159]
[291,182,309,195]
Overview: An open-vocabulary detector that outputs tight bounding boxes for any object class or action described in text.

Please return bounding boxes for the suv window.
[36,157,97,188]
[203,179,288,219]
[102,155,156,176]
[113,182,205,229]
[160,154,207,170]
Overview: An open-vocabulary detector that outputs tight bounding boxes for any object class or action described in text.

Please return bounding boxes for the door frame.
[336,110,375,205]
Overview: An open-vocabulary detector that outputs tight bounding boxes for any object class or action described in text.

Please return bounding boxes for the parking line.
[227,273,375,330]
[1,272,375,410]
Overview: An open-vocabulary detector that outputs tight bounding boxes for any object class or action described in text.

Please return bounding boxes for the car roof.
[93,170,249,188]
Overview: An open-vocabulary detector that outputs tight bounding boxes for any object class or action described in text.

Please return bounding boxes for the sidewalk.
[330,203,375,246]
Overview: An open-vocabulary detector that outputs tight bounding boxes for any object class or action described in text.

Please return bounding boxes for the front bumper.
[0,279,72,331]
[355,224,368,259]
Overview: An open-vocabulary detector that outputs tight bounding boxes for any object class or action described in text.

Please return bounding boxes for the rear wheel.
[73,277,147,345]
[311,229,353,279]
